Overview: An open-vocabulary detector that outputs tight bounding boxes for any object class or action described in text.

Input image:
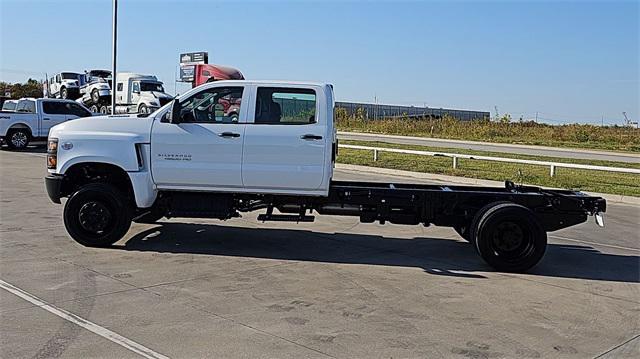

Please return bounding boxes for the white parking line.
[0,279,169,359]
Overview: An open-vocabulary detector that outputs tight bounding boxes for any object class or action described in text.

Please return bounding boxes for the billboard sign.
[180,52,208,65]
[179,65,196,82]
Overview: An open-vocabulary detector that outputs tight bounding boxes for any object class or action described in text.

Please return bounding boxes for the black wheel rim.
[78,201,113,234]
[490,220,535,262]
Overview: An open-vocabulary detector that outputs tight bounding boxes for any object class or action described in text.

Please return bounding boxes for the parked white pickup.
[0,98,92,149]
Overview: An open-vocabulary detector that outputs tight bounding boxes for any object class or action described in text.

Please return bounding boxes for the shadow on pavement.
[118,222,640,283]
[1,145,46,153]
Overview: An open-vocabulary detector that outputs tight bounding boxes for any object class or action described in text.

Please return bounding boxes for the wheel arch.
[60,161,135,204]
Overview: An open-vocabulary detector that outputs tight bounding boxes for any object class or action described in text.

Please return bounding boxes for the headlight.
[47,138,58,169]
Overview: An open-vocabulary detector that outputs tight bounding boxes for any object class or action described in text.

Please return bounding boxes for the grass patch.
[337,140,640,196]
[335,112,640,153]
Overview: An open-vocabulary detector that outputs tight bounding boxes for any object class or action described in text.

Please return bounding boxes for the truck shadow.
[118,222,639,283]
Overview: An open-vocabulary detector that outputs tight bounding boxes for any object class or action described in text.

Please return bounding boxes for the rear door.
[242,86,326,191]
[151,85,247,189]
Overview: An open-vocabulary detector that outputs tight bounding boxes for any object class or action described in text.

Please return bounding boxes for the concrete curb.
[335,163,640,206]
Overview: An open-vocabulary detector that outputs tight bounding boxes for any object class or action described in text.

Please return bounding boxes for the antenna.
[622,112,637,128]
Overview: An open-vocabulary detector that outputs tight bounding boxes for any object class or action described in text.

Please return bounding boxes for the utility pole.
[111,0,118,115]
[494,105,499,121]
[535,111,538,123]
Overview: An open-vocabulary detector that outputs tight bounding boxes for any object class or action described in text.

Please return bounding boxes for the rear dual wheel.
[469,202,547,272]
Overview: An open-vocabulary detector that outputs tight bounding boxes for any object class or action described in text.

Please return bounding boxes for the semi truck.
[113,72,173,114]
[44,80,606,272]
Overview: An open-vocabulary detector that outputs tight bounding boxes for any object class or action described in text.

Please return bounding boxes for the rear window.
[2,101,16,111]
[255,87,316,124]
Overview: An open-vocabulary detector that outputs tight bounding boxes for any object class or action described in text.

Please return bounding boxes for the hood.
[50,114,153,143]
[150,91,172,99]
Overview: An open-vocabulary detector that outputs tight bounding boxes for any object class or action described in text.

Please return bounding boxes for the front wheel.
[138,104,148,114]
[6,128,30,150]
[471,202,547,272]
[60,87,68,99]
[63,183,132,247]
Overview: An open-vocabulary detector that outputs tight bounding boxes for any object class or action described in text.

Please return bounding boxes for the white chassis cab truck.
[1,98,92,149]
[49,72,83,100]
[114,72,173,114]
[77,69,112,113]
[44,80,606,272]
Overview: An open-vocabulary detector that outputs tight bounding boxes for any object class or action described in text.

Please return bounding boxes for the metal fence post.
[550,165,556,177]
[453,156,458,169]
[374,149,378,161]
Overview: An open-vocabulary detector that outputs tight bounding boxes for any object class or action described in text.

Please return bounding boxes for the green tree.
[0,78,44,99]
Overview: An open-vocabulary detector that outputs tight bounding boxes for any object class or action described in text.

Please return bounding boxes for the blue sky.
[1,0,638,125]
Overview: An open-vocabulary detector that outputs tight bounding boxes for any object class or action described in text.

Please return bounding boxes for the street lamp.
[111,0,118,114]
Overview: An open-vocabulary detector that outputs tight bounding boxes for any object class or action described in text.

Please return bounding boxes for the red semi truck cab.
[193,64,244,87]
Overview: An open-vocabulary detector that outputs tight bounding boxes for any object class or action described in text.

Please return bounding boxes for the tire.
[138,104,148,114]
[63,183,132,247]
[229,112,239,122]
[6,128,30,150]
[91,89,100,104]
[90,105,99,113]
[60,87,68,99]
[133,207,165,224]
[100,105,109,114]
[471,202,547,273]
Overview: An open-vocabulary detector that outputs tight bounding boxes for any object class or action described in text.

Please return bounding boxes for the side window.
[132,82,140,93]
[21,100,36,113]
[177,86,243,123]
[64,103,91,117]
[255,87,316,124]
[117,83,123,91]
[42,102,63,114]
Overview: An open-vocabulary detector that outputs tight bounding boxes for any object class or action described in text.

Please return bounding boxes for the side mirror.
[168,98,181,124]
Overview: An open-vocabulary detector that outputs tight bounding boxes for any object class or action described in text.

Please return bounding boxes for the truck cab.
[114,72,173,114]
[49,72,83,100]
[77,69,113,113]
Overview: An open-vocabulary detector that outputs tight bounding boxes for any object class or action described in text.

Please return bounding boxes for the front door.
[151,85,247,189]
[242,86,326,191]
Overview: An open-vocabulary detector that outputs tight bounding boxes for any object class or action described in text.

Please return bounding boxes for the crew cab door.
[242,86,326,191]
[150,85,247,189]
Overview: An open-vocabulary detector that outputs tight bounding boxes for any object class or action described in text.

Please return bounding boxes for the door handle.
[218,131,240,138]
[42,118,50,121]
[301,134,323,140]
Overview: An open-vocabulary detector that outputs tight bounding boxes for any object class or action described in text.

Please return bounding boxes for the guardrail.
[339,144,640,177]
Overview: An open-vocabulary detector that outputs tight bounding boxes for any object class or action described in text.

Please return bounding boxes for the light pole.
[111,0,118,114]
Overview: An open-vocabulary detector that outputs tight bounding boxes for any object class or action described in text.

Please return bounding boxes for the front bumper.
[45,174,63,203]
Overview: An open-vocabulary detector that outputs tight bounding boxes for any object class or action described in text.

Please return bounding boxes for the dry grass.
[335,109,640,152]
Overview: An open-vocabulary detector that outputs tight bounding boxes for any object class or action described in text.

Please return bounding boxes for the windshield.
[89,70,111,79]
[140,82,164,92]
[61,73,80,80]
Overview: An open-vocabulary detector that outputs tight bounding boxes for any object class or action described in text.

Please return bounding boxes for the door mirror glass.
[168,99,181,124]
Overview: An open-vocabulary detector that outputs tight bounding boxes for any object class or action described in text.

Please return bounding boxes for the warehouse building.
[336,101,490,121]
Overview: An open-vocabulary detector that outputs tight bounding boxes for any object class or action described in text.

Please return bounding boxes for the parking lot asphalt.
[1,149,639,358]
